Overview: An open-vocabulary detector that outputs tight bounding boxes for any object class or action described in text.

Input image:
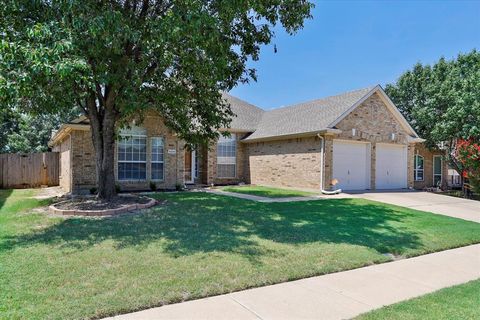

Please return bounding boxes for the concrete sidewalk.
[105,244,480,320]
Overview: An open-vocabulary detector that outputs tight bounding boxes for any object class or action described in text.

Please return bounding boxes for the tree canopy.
[385,50,480,149]
[385,49,480,177]
[0,0,313,199]
[456,139,480,194]
[0,108,80,153]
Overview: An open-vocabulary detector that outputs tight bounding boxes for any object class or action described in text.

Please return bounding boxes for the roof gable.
[329,85,418,137]
[242,85,419,141]
[243,87,375,141]
[222,93,265,132]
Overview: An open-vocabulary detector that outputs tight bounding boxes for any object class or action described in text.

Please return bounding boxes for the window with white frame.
[433,156,442,186]
[414,154,424,181]
[117,128,147,180]
[151,137,164,180]
[217,134,236,178]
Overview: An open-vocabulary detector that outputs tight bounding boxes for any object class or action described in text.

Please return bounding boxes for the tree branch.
[95,83,105,109]
[76,99,88,115]
[139,0,150,19]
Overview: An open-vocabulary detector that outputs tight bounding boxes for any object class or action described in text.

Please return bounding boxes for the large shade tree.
[385,50,480,185]
[0,107,80,153]
[0,106,19,152]
[0,0,313,199]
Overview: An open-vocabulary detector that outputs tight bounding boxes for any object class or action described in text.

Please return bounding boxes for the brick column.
[206,143,217,185]
[370,142,376,190]
[323,135,334,190]
[407,143,415,188]
[176,140,186,186]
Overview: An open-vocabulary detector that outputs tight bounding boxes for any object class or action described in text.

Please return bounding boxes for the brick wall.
[70,130,96,192]
[52,134,72,192]
[413,144,448,189]
[206,132,249,185]
[247,136,322,189]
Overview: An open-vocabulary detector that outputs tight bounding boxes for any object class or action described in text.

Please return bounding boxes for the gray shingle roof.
[242,87,375,141]
[223,92,265,132]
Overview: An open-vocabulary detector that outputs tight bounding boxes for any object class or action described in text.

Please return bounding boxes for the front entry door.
[184,149,196,184]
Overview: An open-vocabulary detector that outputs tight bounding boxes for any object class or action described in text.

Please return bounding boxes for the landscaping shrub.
[149,182,157,191]
[456,138,480,194]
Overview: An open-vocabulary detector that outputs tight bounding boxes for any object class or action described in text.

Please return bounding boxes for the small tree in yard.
[385,50,480,188]
[0,0,313,200]
[456,139,480,194]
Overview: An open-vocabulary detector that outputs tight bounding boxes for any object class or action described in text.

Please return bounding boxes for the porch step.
[184,184,208,190]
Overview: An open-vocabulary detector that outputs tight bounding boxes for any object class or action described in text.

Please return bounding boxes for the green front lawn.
[2,189,480,319]
[356,279,480,320]
[221,185,317,198]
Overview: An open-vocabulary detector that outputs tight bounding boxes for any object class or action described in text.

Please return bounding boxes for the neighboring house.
[412,143,449,190]
[49,85,447,193]
[447,167,462,188]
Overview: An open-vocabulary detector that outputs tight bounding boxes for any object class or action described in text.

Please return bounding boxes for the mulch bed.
[55,195,151,211]
[50,194,157,216]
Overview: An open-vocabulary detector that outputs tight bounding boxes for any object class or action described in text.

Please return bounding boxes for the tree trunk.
[86,95,117,200]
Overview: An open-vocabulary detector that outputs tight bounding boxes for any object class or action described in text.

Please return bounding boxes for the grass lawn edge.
[2,190,480,320]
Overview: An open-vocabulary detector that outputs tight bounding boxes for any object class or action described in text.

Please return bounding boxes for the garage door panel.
[332,141,371,191]
[375,144,407,189]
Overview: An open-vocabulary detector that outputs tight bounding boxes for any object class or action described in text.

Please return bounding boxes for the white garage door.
[375,143,408,189]
[332,140,371,190]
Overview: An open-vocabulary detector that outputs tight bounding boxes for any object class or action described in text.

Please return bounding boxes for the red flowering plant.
[455,138,480,193]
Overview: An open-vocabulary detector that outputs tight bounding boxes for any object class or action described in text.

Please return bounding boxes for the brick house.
[49,85,447,193]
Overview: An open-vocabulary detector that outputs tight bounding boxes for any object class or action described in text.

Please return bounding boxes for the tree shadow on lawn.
[0,189,14,211]
[1,193,423,259]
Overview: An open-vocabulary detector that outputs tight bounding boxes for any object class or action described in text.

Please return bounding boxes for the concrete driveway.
[350,190,479,223]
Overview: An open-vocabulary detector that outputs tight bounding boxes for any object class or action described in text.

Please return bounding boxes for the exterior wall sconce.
[352,128,357,136]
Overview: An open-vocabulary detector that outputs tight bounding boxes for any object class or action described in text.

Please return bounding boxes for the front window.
[117,134,147,180]
[414,154,424,181]
[217,134,236,178]
[151,137,165,180]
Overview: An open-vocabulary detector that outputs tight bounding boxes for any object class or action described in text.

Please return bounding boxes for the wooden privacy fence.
[0,152,59,189]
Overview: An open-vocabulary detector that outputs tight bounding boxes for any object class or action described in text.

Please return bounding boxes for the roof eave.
[219,128,256,133]
[407,136,426,143]
[241,128,342,143]
[48,124,90,147]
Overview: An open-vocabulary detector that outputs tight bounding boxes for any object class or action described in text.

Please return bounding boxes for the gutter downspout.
[318,134,342,195]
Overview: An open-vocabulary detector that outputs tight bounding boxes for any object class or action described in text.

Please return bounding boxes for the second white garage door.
[375,143,408,189]
[332,140,371,190]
